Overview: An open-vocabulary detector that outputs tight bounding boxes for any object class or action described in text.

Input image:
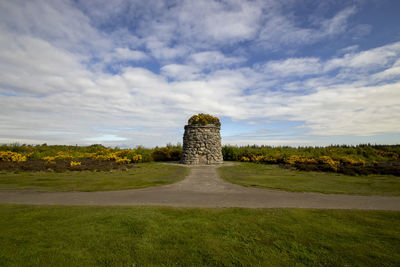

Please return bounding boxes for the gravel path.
[1,163,399,210]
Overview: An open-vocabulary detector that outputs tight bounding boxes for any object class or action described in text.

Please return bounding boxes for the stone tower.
[181,114,223,165]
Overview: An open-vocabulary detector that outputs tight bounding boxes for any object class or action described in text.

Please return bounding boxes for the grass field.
[218,163,400,196]
[0,204,399,266]
[0,163,189,192]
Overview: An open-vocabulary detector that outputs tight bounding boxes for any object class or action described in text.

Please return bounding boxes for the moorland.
[1,143,400,266]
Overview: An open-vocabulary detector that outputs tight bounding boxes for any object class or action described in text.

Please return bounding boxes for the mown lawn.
[0,204,399,266]
[218,163,400,196]
[0,163,189,192]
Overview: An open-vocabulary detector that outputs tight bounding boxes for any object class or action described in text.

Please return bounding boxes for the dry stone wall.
[181,124,223,165]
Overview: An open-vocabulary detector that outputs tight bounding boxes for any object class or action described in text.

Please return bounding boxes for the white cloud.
[145,37,190,60]
[187,51,245,69]
[161,64,201,81]
[0,0,110,55]
[257,6,357,49]
[320,6,357,36]
[85,134,127,142]
[263,57,322,77]
[111,48,148,61]
[325,42,400,72]
[338,45,359,54]
[286,82,400,136]
[370,64,400,82]
[0,31,91,95]
[175,0,263,43]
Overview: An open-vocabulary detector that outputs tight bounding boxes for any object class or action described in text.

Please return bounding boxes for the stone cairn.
[181,114,223,165]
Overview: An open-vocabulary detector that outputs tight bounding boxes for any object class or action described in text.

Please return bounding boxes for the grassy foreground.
[0,204,399,266]
[0,163,189,192]
[218,163,400,196]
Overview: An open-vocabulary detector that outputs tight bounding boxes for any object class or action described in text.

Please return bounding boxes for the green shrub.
[222,146,239,161]
[152,147,182,161]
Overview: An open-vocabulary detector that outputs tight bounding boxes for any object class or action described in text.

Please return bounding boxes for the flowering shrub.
[55,152,73,161]
[0,151,27,162]
[188,113,221,127]
[284,155,317,165]
[253,155,264,163]
[70,161,81,167]
[88,150,142,164]
[339,156,365,166]
[240,156,250,162]
[318,156,340,171]
[132,154,142,163]
[115,157,130,164]
[0,144,178,171]
[261,156,280,164]
[92,153,119,161]
[42,156,56,164]
[284,155,302,165]
[240,153,281,163]
[236,152,368,173]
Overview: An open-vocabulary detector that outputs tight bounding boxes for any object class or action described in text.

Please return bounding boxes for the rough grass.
[0,204,399,266]
[218,163,400,196]
[0,163,189,192]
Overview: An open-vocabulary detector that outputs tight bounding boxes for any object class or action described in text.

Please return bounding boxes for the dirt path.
[1,163,400,210]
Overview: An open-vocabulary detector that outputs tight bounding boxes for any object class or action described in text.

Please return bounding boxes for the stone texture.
[181,124,223,165]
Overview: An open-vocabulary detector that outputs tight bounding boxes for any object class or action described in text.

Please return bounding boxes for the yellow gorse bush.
[261,156,280,164]
[89,150,142,164]
[92,153,119,161]
[70,161,81,167]
[284,155,317,165]
[237,152,371,172]
[132,154,142,163]
[254,155,264,163]
[55,151,73,161]
[42,156,56,164]
[339,156,366,166]
[115,157,131,164]
[188,113,221,127]
[237,152,369,172]
[318,156,340,171]
[0,151,27,162]
[240,156,250,162]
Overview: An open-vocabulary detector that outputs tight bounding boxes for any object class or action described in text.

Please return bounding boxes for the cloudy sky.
[1,0,399,147]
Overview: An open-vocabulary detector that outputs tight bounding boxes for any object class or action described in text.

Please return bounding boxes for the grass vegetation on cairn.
[218,163,400,196]
[0,204,399,266]
[0,162,189,192]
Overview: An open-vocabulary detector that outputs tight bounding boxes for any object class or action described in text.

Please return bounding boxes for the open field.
[0,163,189,192]
[0,204,399,266]
[218,163,400,196]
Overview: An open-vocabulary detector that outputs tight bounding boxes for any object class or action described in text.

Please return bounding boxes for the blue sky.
[0,0,399,147]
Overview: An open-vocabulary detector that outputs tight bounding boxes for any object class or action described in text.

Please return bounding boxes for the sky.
[0,0,400,148]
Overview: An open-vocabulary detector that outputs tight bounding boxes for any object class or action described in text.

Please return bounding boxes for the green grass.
[0,204,399,266]
[0,163,189,192]
[218,163,400,196]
